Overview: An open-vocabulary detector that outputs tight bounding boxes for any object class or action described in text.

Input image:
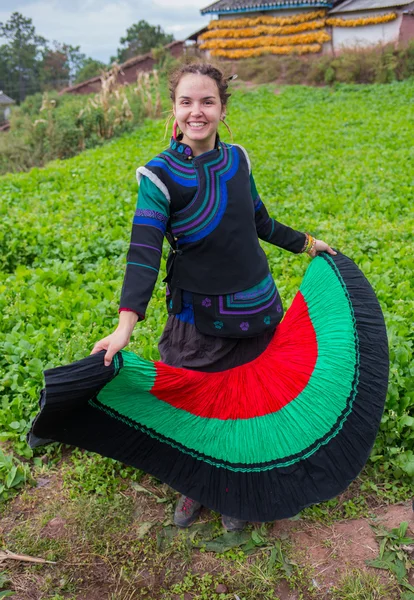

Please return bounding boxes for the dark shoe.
[221,514,247,531]
[174,495,202,528]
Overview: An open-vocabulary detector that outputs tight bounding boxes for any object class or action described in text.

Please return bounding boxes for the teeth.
[188,122,206,128]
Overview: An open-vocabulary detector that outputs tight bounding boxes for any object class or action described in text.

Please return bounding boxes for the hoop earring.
[173,119,179,141]
[220,117,233,143]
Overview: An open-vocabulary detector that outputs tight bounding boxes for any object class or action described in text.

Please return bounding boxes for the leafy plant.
[0,448,33,501]
[366,521,414,594]
[0,570,14,597]
[62,448,144,499]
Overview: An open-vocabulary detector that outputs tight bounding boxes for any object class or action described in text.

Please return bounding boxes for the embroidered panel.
[219,274,278,314]
[148,150,197,188]
[171,144,239,244]
[133,209,168,233]
[175,274,285,338]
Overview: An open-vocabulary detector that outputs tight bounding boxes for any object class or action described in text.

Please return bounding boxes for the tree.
[65,44,87,83]
[0,12,47,102]
[40,42,70,89]
[113,20,174,63]
[74,57,107,84]
[40,42,86,89]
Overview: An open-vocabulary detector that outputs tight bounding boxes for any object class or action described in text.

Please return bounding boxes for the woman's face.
[173,73,225,150]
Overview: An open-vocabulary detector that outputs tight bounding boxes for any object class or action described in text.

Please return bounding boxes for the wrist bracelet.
[306,236,317,255]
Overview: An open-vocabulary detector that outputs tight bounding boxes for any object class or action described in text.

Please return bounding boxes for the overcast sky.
[0,0,212,63]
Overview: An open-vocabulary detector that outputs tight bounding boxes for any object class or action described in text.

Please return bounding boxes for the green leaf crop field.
[0,81,413,475]
[0,81,413,600]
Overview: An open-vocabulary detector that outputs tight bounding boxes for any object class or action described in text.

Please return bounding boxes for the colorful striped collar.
[169,134,221,160]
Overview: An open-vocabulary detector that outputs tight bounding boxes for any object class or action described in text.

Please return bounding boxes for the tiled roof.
[0,91,15,105]
[329,0,413,11]
[186,25,209,41]
[60,41,184,94]
[201,0,331,14]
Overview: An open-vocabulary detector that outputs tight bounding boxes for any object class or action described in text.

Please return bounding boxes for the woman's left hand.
[309,239,337,258]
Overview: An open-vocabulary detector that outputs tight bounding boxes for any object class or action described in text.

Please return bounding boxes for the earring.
[220,116,233,142]
[173,119,180,140]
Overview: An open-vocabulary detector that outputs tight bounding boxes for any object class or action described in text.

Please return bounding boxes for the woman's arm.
[251,172,335,256]
[90,173,170,366]
[118,173,170,317]
[251,172,306,253]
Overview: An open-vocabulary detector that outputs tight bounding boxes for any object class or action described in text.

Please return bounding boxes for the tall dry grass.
[0,64,165,175]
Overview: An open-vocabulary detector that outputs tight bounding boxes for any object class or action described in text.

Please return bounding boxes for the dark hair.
[168,63,231,108]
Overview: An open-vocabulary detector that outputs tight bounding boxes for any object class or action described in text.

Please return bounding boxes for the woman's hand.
[91,311,139,366]
[309,239,337,258]
[90,328,132,367]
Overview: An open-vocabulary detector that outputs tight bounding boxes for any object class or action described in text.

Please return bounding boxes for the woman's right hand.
[90,328,132,367]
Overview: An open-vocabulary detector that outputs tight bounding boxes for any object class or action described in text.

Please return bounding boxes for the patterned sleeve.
[118,172,170,319]
[250,172,307,254]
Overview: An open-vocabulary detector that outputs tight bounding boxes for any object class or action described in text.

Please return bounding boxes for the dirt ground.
[1,464,413,600]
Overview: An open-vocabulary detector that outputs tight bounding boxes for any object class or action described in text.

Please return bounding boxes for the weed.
[0,448,34,502]
[0,570,14,598]
[366,521,414,594]
[62,448,144,499]
[330,568,397,599]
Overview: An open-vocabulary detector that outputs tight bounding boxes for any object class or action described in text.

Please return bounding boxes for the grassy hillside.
[0,80,413,599]
[1,80,412,471]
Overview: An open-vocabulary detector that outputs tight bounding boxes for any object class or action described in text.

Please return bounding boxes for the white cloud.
[0,0,211,62]
[153,0,208,8]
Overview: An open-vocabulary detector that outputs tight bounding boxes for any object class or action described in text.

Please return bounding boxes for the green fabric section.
[98,350,156,400]
[250,172,259,200]
[95,257,358,467]
[136,174,170,216]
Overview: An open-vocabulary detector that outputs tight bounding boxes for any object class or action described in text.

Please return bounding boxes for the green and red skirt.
[27,252,389,522]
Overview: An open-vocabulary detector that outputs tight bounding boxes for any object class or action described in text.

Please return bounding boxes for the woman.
[90,63,336,530]
[29,63,387,533]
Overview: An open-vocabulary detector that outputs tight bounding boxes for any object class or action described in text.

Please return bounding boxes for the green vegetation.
[0,448,33,501]
[232,39,414,85]
[330,568,397,600]
[112,19,174,63]
[0,80,412,599]
[366,521,414,595]
[0,66,167,176]
[1,80,412,475]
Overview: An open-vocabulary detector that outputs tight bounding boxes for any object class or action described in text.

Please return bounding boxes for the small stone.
[215,584,227,594]
[41,454,48,464]
[35,477,50,488]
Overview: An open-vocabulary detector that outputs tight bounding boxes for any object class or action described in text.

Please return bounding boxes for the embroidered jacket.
[119,135,306,336]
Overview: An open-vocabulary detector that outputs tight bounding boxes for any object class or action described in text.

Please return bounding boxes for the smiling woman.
[28,62,388,534]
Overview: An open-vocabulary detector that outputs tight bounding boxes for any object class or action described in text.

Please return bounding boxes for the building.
[198,0,414,57]
[62,41,184,95]
[0,91,15,123]
[327,0,414,51]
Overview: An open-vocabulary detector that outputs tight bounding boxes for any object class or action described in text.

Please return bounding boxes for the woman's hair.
[168,63,231,108]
